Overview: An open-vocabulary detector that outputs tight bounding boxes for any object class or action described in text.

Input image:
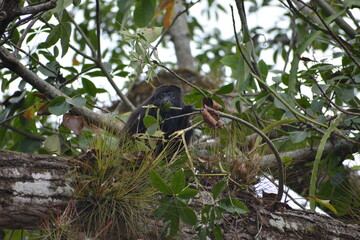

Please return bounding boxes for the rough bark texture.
[0,150,72,229]
[1,149,360,239]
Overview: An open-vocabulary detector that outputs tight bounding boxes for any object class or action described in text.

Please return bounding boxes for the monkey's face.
[152,87,182,108]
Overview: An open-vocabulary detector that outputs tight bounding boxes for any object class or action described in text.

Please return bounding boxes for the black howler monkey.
[121,85,194,152]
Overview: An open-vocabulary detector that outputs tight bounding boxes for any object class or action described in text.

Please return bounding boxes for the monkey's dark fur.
[121,85,194,152]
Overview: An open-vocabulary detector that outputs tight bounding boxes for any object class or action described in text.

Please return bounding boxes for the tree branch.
[0,46,123,134]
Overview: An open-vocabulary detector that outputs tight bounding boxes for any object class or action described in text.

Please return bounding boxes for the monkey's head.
[151,85,183,108]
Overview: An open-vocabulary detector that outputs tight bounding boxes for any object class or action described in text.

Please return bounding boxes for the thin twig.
[156,63,207,97]
[59,65,97,88]
[234,0,261,78]
[95,0,101,59]
[67,10,97,57]
[297,0,360,68]
[2,123,45,141]
[229,5,256,75]
[150,0,200,58]
[311,75,360,116]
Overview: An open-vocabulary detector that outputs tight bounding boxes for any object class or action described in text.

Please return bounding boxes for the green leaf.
[169,214,180,236]
[312,84,330,96]
[138,27,163,43]
[66,96,86,107]
[212,180,226,200]
[213,225,223,240]
[218,198,249,214]
[143,115,158,134]
[215,83,234,95]
[334,86,355,103]
[308,196,337,214]
[50,0,73,19]
[281,156,293,167]
[48,96,72,116]
[309,114,343,211]
[82,78,97,97]
[44,134,61,154]
[134,0,155,27]
[117,0,135,16]
[60,22,71,57]
[143,115,157,128]
[73,0,81,6]
[220,55,238,68]
[289,131,310,143]
[311,98,325,113]
[176,200,197,225]
[150,170,172,195]
[171,170,186,194]
[177,189,199,199]
[258,59,269,80]
[44,25,61,47]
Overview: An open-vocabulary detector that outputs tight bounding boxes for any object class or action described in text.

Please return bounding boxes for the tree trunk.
[0,150,71,229]
[1,149,360,238]
[169,1,195,71]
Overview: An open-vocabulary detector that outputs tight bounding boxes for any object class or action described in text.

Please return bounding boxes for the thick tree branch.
[1,149,360,240]
[0,149,71,229]
[0,0,56,37]
[258,140,357,169]
[0,46,123,134]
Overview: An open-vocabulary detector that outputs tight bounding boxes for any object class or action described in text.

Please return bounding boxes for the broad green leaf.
[212,180,227,200]
[48,96,72,116]
[169,213,180,236]
[213,225,223,240]
[82,78,97,97]
[134,0,155,27]
[176,200,197,225]
[143,115,158,134]
[50,0,73,19]
[220,55,238,68]
[311,98,325,113]
[215,83,234,95]
[66,96,86,107]
[143,115,157,127]
[60,22,71,57]
[334,86,355,103]
[44,25,61,47]
[117,0,135,16]
[177,189,199,199]
[44,134,61,154]
[150,170,172,195]
[289,131,310,143]
[312,84,330,96]
[138,27,163,43]
[258,59,269,80]
[171,170,185,194]
[218,198,249,214]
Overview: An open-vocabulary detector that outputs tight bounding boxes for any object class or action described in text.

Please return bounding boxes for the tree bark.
[1,149,360,239]
[0,150,71,229]
[169,1,195,71]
